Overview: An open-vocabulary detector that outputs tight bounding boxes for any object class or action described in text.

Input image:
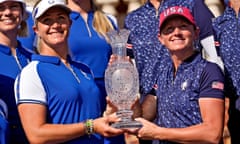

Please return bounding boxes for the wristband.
[84,119,94,136]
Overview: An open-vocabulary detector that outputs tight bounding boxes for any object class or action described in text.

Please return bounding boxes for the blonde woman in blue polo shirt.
[14,0,124,143]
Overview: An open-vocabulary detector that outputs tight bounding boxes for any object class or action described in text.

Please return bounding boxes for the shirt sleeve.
[14,61,47,105]
[199,62,225,99]
[193,0,215,40]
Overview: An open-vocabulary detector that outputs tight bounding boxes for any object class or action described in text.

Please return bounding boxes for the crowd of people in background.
[0,0,239,144]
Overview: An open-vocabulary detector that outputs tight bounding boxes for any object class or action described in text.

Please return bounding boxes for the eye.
[162,26,175,35]
[58,15,69,24]
[58,15,66,21]
[179,24,188,30]
[0,3,21,11]
[41,17,53,25]
[9,4,21,10]
[0,5,4,11]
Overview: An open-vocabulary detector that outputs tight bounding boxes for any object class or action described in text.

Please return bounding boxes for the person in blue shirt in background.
[130,6,225,144]
[213,0,240,143]
[14,0,124,143]
[66,1,125,143]
[67,0,118,115]
[0,99,8,144]
[0,0,33,143]
[17,1,36,51]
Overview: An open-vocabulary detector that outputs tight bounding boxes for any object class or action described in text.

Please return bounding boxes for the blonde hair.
[91,0,115,38]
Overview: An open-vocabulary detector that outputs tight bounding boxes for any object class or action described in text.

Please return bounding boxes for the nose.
[51,20,61,28]
[172,27,181,35]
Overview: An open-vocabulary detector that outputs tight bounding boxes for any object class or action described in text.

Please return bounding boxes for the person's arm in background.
[193,0,224,71]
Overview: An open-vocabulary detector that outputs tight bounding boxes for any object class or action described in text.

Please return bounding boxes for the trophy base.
[111,120,142,129]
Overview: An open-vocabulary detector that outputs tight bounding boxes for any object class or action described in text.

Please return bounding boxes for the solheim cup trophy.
[105,29,142,129]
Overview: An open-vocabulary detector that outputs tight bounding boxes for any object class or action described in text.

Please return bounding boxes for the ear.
[158,33,165,45]
[194,27,200,40]
[33,25,39,35]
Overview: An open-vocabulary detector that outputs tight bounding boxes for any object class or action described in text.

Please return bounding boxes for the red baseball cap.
[159,6,196,30]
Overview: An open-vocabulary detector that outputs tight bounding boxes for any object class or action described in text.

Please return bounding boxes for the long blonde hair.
[91,0,115,38]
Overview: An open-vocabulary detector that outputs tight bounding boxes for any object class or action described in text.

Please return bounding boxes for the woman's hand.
[93,114,124,137]
[103,97,118,116]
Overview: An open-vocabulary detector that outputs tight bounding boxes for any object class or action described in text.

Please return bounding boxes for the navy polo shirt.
[124,0,215,97]
[213,6,240,97]
[155,53,224,144]
[15,55,104,143]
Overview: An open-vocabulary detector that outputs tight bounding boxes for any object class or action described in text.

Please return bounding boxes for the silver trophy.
[105,29,142,129]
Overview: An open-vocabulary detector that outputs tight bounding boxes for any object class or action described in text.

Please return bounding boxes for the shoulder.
[105,13,118,28]
[202,62,224,80]
[17,41,35,55]
[199,61,224,99]
[20,61,39,76]
[126,4,149,19]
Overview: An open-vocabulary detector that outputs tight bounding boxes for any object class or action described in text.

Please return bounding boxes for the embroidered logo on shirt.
[212,81,224,90]
[181,80,188,91]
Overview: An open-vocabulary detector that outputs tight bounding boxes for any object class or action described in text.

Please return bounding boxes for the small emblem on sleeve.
[212,81,224,90]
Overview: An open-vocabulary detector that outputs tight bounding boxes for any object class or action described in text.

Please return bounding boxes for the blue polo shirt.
[68,11,117,79]
[0,42,32,143]
[68,11,118,115]
[124,0,215,97]
[15,55,104,143]
[155,53,224,144]
[0,99,8,144]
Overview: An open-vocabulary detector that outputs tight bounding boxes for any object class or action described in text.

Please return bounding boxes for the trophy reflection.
[105,29,142,129]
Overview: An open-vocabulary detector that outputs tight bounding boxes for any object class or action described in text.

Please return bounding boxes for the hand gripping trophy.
[105,29,142,129]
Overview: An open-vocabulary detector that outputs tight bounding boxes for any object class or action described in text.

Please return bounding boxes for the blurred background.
[25,0,225,28]
[94,0,225,28]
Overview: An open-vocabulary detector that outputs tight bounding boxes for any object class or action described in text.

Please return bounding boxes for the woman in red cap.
[132,6,225,144]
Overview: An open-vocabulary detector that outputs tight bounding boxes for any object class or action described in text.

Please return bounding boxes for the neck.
[149,0,162,9]
[38,41,69,61]
[171,49,194,71]
[0,31,18,55]
[67,0,92,13]
[230,0,240,16]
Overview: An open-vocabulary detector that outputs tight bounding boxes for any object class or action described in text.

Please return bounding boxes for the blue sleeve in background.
[192,0,215,40]
[0,100,9,144]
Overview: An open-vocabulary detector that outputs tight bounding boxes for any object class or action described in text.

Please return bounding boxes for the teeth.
[2,19,13,24]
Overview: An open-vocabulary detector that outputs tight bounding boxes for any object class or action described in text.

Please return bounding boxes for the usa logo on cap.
[159,6,196,30]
